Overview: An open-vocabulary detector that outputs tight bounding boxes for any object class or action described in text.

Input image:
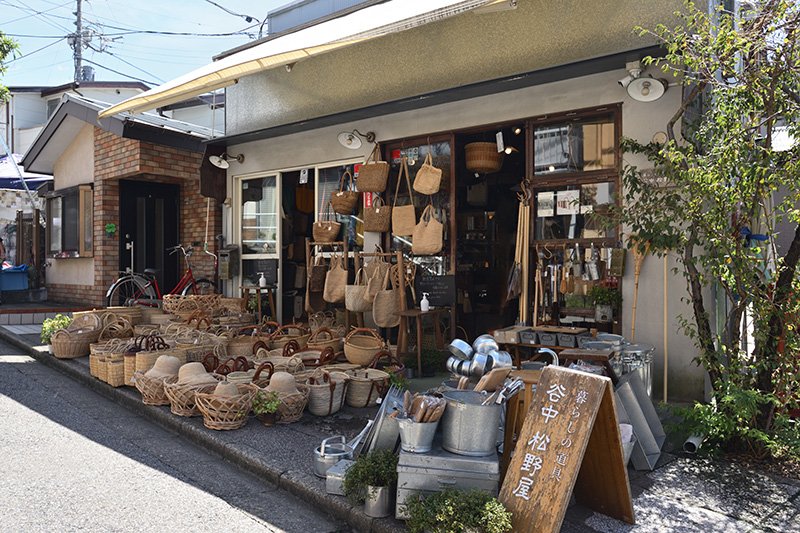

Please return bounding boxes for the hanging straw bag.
[363,252,390,303]
[308,255,327,293]
[372,269,401,328]
[356,145,389,192]
[413,151,443,195]
[330,169,359,215]
[345,269,372,313]
[312,202,341,242]
[412,203,444,255]
[323,253,347,303]
[306,370,350,416]
[391,157,416,236]
[364,195,391,233]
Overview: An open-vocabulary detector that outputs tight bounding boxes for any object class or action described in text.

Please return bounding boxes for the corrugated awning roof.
[98,0,500,118]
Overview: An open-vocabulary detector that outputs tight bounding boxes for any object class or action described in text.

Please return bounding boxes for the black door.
[119,180,180,293]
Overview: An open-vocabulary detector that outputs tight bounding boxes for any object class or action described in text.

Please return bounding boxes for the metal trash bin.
[621,343,654,398]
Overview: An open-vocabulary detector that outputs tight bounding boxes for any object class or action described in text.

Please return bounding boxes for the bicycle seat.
[144,268,159,277]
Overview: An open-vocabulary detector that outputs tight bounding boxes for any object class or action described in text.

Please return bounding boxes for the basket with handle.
[306,370,350,417]
[105,354,127,387]
[294,346,336,369]
[195,383,258,430]
[274,383,310,424]
[270,323,310,351]
[51,329,97,359]
[344,368,390,408]
[98,314,134,341]
[133,372,178,405]
[369,349,406,378]
[226,324,273,356]
[105,306,143,326]
[312,201,342,243]
[343,328,385,366]
[163,379,221,417]
[306,326,343,353]
[330,169,359,215]
[252,340,306,374]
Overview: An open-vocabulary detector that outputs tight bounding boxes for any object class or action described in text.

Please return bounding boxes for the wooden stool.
[240,285,276,323]
[397,308,449,375]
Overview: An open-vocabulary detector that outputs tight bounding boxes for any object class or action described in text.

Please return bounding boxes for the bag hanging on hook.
[357,145,389,192]
[392,157,417,236]
[413,150,442,195]
[330,169,359,215]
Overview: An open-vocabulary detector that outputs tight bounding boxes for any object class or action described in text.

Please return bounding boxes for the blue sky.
[1,0,287,87]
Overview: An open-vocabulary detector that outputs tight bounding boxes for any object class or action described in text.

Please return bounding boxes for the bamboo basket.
[163,381,219,417]
[133,372,178,405]
[465,142,504,174]
[124,353,137,387]
[275,384,310,424]
[96,354,109,382]
[345,368,390,408]
[89,352,101,377]
[270,324,310,351]
[306,327,343,353]
[306,370,349,416]
[105,306,143,326]
[195,383,258,430]
[51,329,97,359]
[343,328,385,366]
[105,356,126,387]
[98,315,134,341]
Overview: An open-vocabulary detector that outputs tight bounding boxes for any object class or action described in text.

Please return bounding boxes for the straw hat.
[213,381,241,397]
[265,371,299,395]
[177,362,217,386]
[145,355,182,380]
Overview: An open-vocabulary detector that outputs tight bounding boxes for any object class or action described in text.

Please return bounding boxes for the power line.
[101,51,164,83]
[6,37,66,63]
[81,58,156,85]
[202,0,261,24]
[0,0,72,26]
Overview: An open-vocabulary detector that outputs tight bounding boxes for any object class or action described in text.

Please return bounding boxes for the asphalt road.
[0,340,350,533]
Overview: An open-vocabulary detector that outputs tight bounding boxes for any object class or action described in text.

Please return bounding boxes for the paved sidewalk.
[1,324,798,533]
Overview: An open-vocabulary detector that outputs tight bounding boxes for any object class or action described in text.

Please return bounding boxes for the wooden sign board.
[415,274,456,307]
[499,366,634,533]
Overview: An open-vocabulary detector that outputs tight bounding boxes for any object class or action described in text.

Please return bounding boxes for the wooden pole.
[663,253,669,403]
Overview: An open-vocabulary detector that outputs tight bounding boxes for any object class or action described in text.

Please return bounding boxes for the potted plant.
[420,348,446,377]
[343,449,398,518]
[404,489,513,533]
[41,314,72,353]
[588,285,622,322]
[252,390,281,426]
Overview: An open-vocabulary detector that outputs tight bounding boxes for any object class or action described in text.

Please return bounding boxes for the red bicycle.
[106,245,216,307]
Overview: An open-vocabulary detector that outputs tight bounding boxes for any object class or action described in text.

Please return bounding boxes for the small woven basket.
[343,328,385,366]
[465,142,504,174]
[96,354,109,382]
[306,370,349,417]
[133,371,178,405]
[163,381,219,417]
[275,384,310,424]
[345,368,390,408]
[195,383,258,430]
[106,306,143,326]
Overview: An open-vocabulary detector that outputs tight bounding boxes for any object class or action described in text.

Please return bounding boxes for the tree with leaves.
[620,0,800,458]
[0,31,19,102]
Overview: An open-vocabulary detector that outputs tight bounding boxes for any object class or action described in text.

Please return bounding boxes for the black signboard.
[415,274,456,307]
[243,258,278,285]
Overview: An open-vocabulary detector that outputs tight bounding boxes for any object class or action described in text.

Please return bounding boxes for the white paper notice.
[556,190,580,215]
[537,192,555,217]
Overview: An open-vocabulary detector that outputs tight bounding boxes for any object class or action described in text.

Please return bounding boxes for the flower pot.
[256,412,279,426]
[364,485,392,518]
[594,304,613,322]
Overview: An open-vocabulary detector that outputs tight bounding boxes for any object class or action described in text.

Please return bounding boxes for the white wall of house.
[222,67,708,401]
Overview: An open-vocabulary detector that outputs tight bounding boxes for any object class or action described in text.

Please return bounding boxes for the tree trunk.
[683,231,719,385]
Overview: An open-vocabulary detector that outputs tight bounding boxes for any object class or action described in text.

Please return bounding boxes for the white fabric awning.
[98,0,501,118]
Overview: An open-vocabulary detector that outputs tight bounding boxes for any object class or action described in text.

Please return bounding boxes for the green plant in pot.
[587,285,621,323]
[41,314,72,349]
[343,449,398,518]
[420,348,446,377]
[252,390,281,426]
[404,489,513,533]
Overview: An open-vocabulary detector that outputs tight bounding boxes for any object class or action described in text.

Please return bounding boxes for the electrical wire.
[81,58,157,85]
[202,0,261,24]
[6,37,66,63]
[100,51,165,83]
[0,0,72,26]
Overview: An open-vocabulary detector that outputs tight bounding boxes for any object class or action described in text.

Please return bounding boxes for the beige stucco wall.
[47,257,95,286]
[226,0,685,134]
[53,124,94,190]
[223,65,708,401]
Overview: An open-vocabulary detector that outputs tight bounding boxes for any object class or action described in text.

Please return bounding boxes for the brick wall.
[47,128,222,306]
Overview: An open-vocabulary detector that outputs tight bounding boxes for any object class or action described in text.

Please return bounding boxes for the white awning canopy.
[98,0,502,118]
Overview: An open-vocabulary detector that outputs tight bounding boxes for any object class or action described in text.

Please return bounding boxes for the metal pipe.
[683,433,705,454]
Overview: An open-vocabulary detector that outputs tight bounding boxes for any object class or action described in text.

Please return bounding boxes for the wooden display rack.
[305,238,353,330]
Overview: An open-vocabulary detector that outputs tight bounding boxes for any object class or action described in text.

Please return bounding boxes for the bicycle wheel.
[107,276,157,307]
[181,278,216,296]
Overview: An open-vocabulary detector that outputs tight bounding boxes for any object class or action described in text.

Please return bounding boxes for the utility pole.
[72,0,82,83]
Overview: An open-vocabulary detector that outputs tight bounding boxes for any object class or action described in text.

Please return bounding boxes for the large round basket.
[345,368,390,408]
[343,328,385,366]
[270,323,310,350]
[51,329,97,359]
[465,142,504,174]
[306,327,343,353]
[195,383,258,430]
[98,314,134,341]
[163,381,219,417]
[133,371,178,405]
[306,370,349,417]
[275,383,310,424]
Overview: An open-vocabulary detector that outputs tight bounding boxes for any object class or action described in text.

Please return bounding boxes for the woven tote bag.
[412,203,444,255]
[345,269,372,313]
[308,255,327,293]
[413,152,443,195]
[330,170,359,215]
[372,269,401,328]
[363,253,390,303]
[391,157,416,236]
[312,202,341,242]
[356,145,389,192]
[363,195,391,233]
[323,253,347,303]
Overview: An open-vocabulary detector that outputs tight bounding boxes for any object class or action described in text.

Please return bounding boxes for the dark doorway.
[119,180,180,293]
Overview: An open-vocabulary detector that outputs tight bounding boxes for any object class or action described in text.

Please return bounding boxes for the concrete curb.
[0,328,404,533]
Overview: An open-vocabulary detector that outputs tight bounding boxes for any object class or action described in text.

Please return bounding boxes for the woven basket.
[369,349,406,378]
[138,306,166,324]
[270,324,309,351]
[51,329,96,359]
[133,371,178,405]
[124,353,137,386]
[149,314,175,326]
[275,384,310,424]
[134,324,161,336]
[306,327,343,352]
[343,328,385,366]
[97,354,109,382]
[163,381,219,417]
[465,142,504,174]
[99,315,134,341]
[345,368,389,408]
[306,370,349,416]
[218,297,246,314]
[89,352,101,377]
[295,346,336,369]
[195,383,258,430]
[325,363,362,373]
[105,355,126,387]
[106,306,143,326]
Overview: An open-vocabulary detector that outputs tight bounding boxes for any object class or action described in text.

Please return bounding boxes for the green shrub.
[404,489,512,533]
[342,449,398,504]
[41,314,72,344]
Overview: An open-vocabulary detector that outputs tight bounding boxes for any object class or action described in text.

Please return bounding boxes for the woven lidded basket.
[133,371,178,406]
[343,328,385,367]
[195,383,258,430]
[465,142,504,174]
[345,368,390,408]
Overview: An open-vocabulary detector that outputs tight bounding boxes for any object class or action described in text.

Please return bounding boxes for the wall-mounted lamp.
[513,127,522,135]
[209,153,245,169]
[618,61,668,102]
[337,129,376,150]
[285,62,296,73]
[504,146,519,155]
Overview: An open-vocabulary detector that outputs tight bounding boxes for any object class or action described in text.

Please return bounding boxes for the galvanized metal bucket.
[397,418,439,453]
[440,390,502,456]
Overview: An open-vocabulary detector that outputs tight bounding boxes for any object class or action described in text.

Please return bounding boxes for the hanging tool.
[630,236,651,341]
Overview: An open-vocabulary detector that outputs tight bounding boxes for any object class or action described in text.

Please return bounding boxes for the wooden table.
[397,308,449,375]
[240,285,276,323]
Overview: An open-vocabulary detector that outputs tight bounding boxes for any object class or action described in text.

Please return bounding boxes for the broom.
[630,237,651,342]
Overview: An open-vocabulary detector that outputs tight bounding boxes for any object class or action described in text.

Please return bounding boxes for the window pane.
[534,183,616,240]
[241,176,278,254]
[49,197,62,253]
[63,191,79,251]
[80,187,93,254]
[534,117,615,175]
